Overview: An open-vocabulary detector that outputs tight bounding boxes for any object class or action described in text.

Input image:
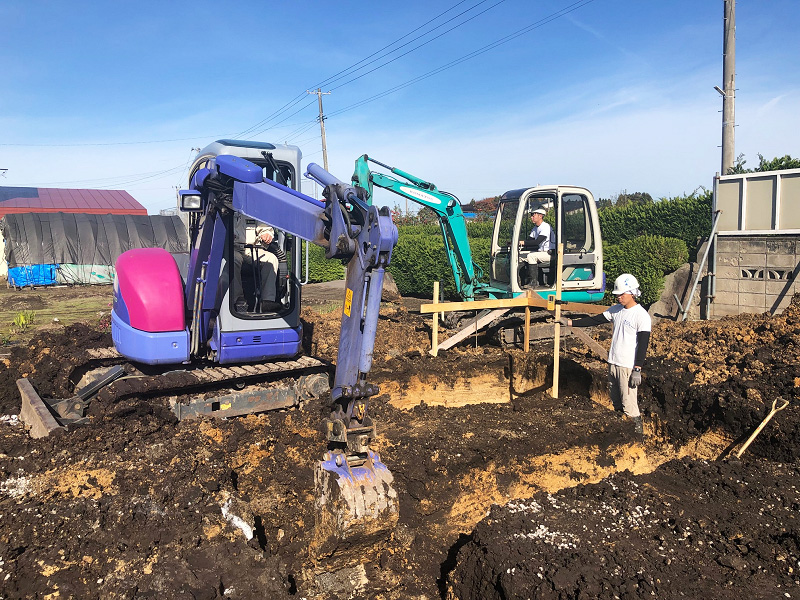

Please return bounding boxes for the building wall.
[709,234,800,317]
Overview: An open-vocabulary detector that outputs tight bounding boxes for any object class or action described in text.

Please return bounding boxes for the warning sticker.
[344,287,353,317]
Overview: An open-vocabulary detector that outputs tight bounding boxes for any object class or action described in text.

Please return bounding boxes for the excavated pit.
[0,286,798,599]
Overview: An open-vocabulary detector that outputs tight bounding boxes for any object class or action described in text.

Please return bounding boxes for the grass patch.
[0,284,113,346]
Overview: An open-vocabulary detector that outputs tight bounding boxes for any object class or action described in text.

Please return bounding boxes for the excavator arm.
[189,155,399,557]
[353,154,485,301]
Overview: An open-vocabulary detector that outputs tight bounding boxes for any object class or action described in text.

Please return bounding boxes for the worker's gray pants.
[608,364,640,418]
[234,250,278,303]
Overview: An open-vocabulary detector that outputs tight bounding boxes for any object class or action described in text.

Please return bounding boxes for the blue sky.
[1,0,798,214]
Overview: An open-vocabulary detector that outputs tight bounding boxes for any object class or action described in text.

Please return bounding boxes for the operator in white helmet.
[520,206,554,287]
[560,273,652,435]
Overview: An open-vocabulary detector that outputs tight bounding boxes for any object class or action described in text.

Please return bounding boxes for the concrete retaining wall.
[710,234,800,317]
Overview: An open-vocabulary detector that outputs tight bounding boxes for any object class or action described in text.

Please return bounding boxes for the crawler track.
[74,348,332,419]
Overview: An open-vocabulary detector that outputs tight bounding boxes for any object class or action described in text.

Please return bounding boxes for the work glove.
[629,369,642,388]
[558,316,571,327]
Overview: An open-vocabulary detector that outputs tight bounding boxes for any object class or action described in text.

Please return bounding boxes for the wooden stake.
[431,281,439,357]
[551,244,564,398]
[524,290,532,352]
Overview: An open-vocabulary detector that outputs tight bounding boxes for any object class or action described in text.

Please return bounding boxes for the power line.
[329,0,507,92]
[328,0,598,117]
[318,0,503,90]
[4,0,599,191]
[0,1,507,151]
[234,0,494,139]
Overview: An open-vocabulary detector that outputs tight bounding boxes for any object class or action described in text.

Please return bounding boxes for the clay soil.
[0,284,798,599]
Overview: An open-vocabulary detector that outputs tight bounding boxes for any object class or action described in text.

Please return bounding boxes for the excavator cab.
[489,185,605,301]
[180,141,306,364]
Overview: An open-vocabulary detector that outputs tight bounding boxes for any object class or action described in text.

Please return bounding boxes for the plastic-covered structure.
[1,212,188,287]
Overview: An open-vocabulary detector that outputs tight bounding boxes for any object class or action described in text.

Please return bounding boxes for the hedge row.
[599,191,712,261]
[603,235,689,306]
[388,229,491,298]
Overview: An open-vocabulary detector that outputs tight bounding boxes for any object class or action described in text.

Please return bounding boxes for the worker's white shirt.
[603,303,651,368]
[528,221,553,252]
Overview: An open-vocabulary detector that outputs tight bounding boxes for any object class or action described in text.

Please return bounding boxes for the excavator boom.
[353,154,488,301]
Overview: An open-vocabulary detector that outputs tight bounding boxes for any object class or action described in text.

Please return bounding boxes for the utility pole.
[307,88,331,171]
[720,0,736,174]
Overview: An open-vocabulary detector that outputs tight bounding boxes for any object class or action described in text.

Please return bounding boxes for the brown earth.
[0,283,798,599]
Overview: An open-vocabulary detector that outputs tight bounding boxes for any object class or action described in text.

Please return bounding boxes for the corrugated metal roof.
[0,187,147,216]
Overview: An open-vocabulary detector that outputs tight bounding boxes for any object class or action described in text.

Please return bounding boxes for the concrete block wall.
[710,235,800,317]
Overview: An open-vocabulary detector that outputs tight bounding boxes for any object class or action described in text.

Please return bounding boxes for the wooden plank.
[420,296,529,313]
[420,295,610,315]
[566,326,609,361]
[552,244,564,399]
[524,303,531,352]
[435,308,511,352]
[432,281,439,357]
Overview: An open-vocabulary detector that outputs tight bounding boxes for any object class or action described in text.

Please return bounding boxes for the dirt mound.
[448,457,800,600]
[0,323,112,413]
[641,295,800,461]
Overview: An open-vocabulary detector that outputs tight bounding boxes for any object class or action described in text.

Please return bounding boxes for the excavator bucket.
[312,450,398,559]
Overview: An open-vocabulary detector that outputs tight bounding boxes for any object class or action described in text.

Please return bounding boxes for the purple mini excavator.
[111,141,399,557]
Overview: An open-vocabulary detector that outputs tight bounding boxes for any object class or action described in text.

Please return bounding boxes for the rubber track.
[82,348,328,399]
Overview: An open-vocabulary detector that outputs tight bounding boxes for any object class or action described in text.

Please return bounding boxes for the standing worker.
[560,274,652,434]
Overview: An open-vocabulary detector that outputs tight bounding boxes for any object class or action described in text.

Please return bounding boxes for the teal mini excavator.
[352,154,607,346]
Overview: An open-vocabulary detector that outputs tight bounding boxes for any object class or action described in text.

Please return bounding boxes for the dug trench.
[0,288,798,599]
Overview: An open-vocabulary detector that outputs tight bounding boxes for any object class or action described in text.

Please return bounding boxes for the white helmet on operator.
[612,273,641,297]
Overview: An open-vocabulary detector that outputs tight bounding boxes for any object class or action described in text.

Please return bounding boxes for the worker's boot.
[260,300,282,313]
[527,264,539,288]
[632,416,643,435]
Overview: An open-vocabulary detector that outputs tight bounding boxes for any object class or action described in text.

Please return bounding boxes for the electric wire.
[328,0,597,117]
[234,0,491,139]
[315,0,502,90]
[6,0,598,193]
[329,0,507,92]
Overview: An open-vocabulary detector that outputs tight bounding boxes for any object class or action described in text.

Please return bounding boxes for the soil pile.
[448,458,799,600]
[0,285,797,599]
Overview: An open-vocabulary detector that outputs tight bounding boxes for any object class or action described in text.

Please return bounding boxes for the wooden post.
[524,290,532,352]
[551,244,564,398]
[431,281,440,357]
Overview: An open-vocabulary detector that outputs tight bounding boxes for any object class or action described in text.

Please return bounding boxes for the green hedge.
[599,191,711,261]
[300,243,345,283]
[301,196,706,306]
[387,226,491,299]
[603,235,688,305]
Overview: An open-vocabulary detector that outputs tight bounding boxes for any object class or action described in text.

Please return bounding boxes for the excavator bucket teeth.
[312,450,398,559]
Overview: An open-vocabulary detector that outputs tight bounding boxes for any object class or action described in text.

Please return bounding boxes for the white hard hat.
[255,225,274,238]
[612,273,641,296]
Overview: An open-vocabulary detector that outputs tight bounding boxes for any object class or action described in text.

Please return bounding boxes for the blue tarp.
[8,264,58,287]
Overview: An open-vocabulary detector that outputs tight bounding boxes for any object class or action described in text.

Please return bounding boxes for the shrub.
[387,222,492,299]
[603,235,688,306]
[12,310,35,332]
[599,191,712,261]
[300,243,345,283]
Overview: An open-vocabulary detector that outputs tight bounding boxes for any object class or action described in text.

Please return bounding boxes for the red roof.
[0,187,147,217]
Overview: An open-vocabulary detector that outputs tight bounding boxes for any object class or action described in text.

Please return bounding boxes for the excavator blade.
[312,450,398,559]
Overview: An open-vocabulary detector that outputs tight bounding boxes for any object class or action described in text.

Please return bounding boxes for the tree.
[596,191,653,208]
[465,196,500,218]
[726,153,800,174]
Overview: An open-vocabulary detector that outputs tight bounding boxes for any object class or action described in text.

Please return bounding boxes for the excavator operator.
[232,215,281,313]
[521,206,554,287]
